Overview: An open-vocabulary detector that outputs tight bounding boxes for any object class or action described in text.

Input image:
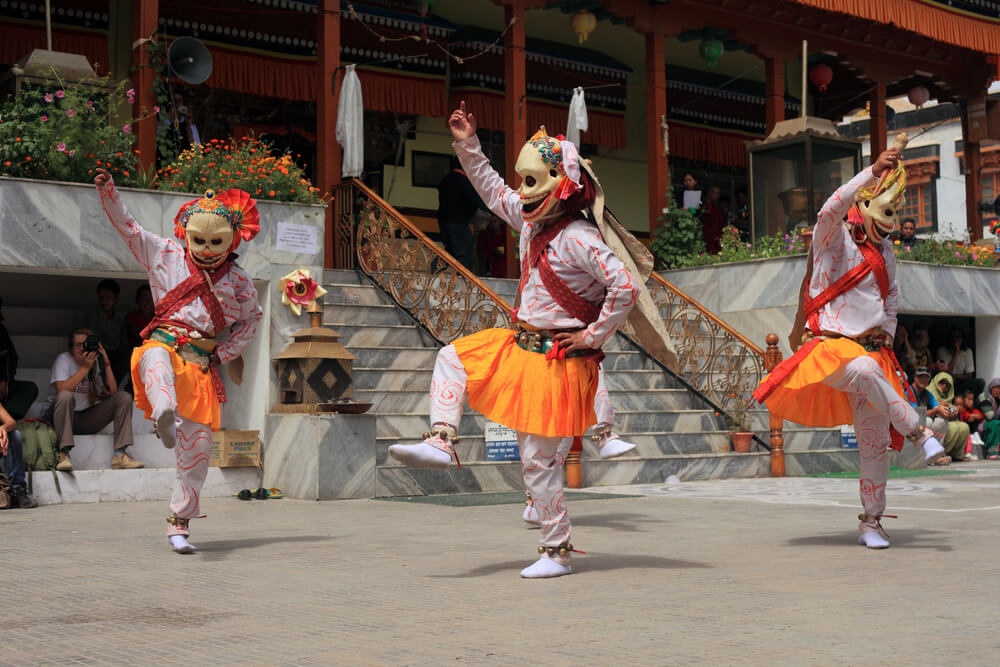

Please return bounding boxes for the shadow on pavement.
[784,528,953,551]
[568,512,664,533]
[195,535,339,561]
[430,553,711,578]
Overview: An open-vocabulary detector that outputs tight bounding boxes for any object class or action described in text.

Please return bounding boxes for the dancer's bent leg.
[520,433,574,578]
[389,344,466,468]
[590,366,635,459]
[139,346,179,449]
[166,416,212,553]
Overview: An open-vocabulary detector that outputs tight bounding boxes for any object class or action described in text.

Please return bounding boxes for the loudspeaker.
[167,37,213,85]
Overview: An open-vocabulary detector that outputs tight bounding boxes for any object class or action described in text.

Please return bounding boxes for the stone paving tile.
[3,465,1000,664]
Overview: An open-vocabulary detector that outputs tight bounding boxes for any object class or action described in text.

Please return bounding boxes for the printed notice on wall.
[484,421,520,461]
[276,222,320,255]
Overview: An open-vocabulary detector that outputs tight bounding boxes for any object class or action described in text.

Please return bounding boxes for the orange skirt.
[755,337,904,428]
[131,340,221,430]
[451,328,599,437]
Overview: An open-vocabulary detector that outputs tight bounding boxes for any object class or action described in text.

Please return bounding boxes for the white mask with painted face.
[185,212,235,269]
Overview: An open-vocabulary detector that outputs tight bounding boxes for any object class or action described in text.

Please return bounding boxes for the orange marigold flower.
[268,190,275,196]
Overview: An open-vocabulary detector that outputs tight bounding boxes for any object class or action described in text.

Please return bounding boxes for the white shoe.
[522,504,540,525]
[971,432,984,446]
[520,556,572,578]
[922,437,945,462]
[598,435,637,459]
[858,531,890,549]
[168,535,197,554]
[388,441,452,469]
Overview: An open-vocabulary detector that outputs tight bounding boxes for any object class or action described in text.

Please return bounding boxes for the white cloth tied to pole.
[336,64,364,179]
[566,87,588,148]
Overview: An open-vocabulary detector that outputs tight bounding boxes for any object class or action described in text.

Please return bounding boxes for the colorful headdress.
[173,189,261,250]
[527,127,582,200]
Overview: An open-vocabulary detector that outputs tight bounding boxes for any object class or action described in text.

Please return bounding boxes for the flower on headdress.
[279,269,327,316]
[991,219,1000,236]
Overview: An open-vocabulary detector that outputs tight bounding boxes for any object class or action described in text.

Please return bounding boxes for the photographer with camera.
[42,328,143,472]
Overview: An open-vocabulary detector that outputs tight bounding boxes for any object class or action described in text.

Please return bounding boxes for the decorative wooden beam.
[765,56,784,135]
[503,1,527,279]
[962,106,985,243]
[869,81,887,159]
[131,0,157,173]
[646,30,669,236]
[318,0,342,268]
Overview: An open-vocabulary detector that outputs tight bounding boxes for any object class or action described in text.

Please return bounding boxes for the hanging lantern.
[809,64,833,93]
[699,38,724,68]
[907,85,930,108]
[570,10,597,44]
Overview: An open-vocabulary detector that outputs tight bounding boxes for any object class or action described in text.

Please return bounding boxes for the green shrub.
[650,193,707,269]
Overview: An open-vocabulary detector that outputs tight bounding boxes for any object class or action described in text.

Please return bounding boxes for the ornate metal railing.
[645,273,766,415]
[333,178,511,342]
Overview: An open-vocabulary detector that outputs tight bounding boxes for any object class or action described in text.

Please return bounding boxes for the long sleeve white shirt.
[810,166,898,339]
[453,136,637,349]
[97,181,263,363]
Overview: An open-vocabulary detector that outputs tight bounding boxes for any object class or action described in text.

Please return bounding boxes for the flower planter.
[730,431,754,453]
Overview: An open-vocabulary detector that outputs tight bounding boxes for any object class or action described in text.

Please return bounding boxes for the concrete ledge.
[28,466,261,505]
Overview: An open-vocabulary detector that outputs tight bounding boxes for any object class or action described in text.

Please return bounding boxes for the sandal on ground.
[267,488,284,499]
[931,456,952,466]
[252,488,270,500]
[233,489,253,500]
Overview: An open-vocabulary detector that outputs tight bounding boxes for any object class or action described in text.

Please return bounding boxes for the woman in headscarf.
[978,378,1000,459]
[928,372,971,464]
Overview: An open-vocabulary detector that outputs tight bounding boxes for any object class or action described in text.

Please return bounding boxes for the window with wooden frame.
[901,156,940,231]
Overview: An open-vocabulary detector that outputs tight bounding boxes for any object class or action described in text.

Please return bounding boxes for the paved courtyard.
[3,463,1000,665]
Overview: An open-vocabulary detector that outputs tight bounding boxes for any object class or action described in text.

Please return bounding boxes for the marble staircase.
[323,270,859,497]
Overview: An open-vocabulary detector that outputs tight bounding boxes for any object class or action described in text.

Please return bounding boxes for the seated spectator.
[920,370,972,464]
[978,378,1000,459]
[0,296,39,420]
[126,284,155,349]
[0,401,38,508]
[912,328,933,372]
[476,215,508,278]
[85,279,129,385]
[960,390,985,435]
[898,217,919,249]
[41,328,144,472]
[892,323,916,382]
[936,328,984,396]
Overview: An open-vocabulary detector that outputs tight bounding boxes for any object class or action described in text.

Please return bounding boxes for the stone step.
[352,386,705,414]
[27,466,261,506]
[323,283,398,307]
[324,303,417,327]
[323,269,366,285]
[349,346,439,370]
[333,324,438,348]
[353,367,681,392]
[374,451,773,497]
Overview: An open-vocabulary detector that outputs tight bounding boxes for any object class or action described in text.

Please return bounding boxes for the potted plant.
[726,406,755,453]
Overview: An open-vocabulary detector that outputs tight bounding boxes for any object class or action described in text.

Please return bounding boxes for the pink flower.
[40,115,48,122]
[153,105,160,113]
[66,109,75,118]
[44,93,54,103]
[126,88,135,104]
[123,124,131,133]
[55,90,65,99]
[68,149,75,157]
[56,143,66,152]
[87,100,94,110]
[955,251,961,257]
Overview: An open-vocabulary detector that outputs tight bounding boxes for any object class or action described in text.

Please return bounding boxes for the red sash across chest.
[519,216,601,325]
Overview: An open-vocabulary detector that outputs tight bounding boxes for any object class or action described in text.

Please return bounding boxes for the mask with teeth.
[173,189,261,268]
[847,134,908,244]
[515,127,585,225]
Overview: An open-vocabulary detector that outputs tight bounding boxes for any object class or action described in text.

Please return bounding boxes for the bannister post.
[566,436,583,488]
[764,334,785,477]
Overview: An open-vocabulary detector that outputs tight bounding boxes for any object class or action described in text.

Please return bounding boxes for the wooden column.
[869,82,887,160]
[130,0,158,173]
[763,334,785,477]
[318,0,343,268]
[503,2,527,279]
[961,107,984,243]
[764,56,784,135]
[645,31,668,235]
[565,436,583,488]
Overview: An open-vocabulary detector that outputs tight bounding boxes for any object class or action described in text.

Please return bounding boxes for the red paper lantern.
[907,85,930,108]
[809,64,833,93]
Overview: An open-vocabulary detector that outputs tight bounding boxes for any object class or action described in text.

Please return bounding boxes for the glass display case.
[747,119,862,240]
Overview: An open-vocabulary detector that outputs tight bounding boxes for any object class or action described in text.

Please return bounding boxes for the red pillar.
[764,57,784,135]
[645,31,668,236]
[962,108,984,242]
[503,2,527,279]
[869,82,887,160]
[318,0,343,268]
[131,0,158,173]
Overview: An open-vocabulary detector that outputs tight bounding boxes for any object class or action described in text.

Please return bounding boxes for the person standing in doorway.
[437,156,484,270]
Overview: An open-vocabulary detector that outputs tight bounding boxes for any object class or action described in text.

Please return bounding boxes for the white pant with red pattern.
[139,346,212,537]
[822,356,923,534]
[429,344,584,547]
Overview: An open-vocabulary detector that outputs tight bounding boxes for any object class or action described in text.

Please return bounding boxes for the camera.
[82,335,101,353]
